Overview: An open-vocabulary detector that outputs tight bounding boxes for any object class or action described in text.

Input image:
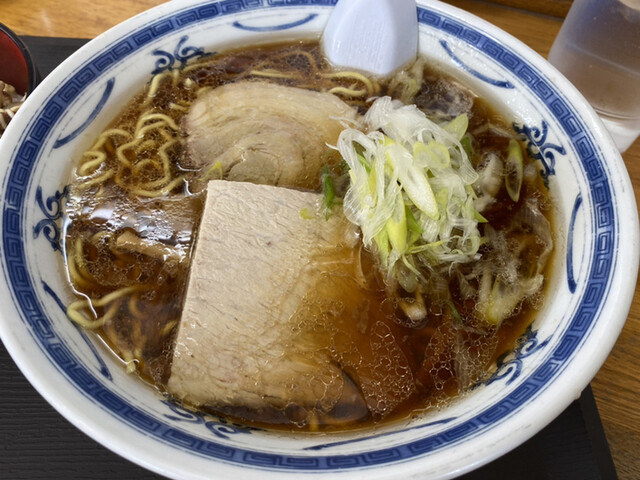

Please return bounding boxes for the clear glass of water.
[548,0,640,152]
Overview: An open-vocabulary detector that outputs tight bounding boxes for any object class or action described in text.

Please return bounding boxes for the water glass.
[548,0,640,152]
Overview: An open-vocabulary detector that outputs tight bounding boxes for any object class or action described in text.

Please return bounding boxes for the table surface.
[1,0,638,478]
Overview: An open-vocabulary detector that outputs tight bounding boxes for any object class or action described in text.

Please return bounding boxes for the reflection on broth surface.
[63,41,554,432]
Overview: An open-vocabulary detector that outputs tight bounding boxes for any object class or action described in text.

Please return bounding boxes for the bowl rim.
[0,1,638,479]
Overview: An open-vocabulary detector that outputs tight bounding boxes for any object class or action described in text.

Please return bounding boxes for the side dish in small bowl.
[0,22,39,137]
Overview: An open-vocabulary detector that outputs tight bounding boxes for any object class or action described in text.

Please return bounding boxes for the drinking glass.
[548,0,640,152]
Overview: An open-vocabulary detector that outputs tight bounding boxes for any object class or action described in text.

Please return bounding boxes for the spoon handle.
[321,0,418,77]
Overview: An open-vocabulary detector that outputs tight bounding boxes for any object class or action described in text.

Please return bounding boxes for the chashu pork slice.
[183,81,359,190]
[167,180,359,413]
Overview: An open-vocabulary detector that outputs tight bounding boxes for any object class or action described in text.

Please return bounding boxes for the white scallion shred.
[337,96,484,287]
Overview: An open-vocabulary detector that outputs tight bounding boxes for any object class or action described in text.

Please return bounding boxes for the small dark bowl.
[0,22,40,95]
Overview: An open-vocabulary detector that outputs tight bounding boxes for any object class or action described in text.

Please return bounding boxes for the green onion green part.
[321,165,336,219]
[505,139,524,202]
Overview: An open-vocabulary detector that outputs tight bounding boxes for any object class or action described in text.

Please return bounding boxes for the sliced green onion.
[200,160,223,182]
[300,208,314,220]
[386,193,408,254]
[395,160,438,218]
[460,135,473,159]
[505,139,524,202]
[321,165,336,219]
[413,140,450,170]
[405,205,423,235]
[374,227,391,267]
[336,97,485,288]
[474,209,489,223]
[444,113,469,141]
[446,299,463,323]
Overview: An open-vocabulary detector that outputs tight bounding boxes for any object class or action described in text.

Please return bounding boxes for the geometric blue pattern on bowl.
[52,78,115,149]
[232,13,318,32]
[485,326,552,387]
[151,35,212,74]
[513,120,566,185]
[33,186,68,251]
[439,39,514,89]
[567,194,584,294]
[1,0,617,473]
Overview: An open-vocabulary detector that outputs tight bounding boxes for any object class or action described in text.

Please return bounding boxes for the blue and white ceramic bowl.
[0,1,637,479]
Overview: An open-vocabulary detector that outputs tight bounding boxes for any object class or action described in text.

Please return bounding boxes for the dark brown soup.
[63,41,554,432]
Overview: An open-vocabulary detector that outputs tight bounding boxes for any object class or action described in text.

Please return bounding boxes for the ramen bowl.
[0,1,637,479]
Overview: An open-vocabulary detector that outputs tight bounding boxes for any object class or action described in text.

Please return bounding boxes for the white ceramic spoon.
[321,0,418,77]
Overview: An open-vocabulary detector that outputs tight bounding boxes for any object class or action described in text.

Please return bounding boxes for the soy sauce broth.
[62,41,555,432]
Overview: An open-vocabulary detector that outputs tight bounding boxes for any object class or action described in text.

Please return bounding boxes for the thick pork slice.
[167,180,359,413]
[183,81,359,190]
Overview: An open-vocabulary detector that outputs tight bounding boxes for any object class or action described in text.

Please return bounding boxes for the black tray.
[0,36,619,480]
